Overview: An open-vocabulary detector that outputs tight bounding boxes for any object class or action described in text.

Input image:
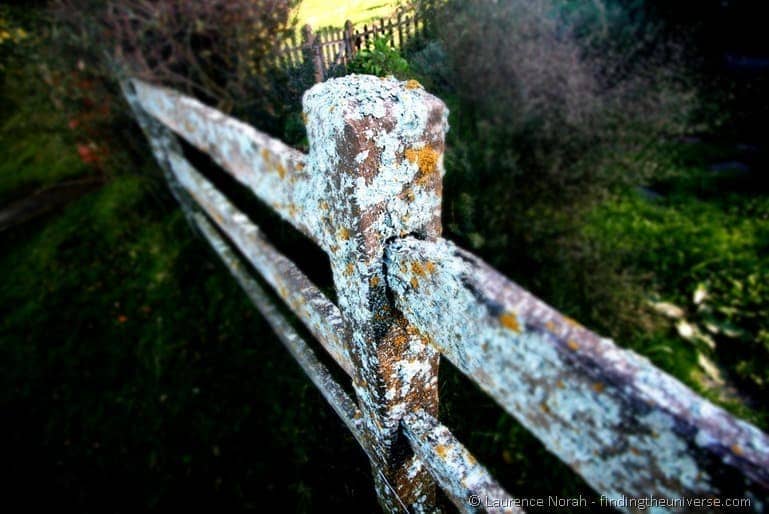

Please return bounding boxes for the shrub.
[51,0,298,115]
[347,36,410,79]
[582,191,769,403]
[409,0,702,341]
[420,0,699,206]
[0,6,30,73]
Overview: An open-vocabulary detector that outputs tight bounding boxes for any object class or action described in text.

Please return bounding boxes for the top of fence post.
[301,23,324,83]
[302,74,448,512]
[344,20,354,62]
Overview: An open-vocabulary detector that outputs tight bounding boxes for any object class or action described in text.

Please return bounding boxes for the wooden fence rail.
[121,73,769,513]
[274,8,426,83]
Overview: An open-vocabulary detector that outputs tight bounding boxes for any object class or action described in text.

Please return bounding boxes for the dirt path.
[0,176,105,232]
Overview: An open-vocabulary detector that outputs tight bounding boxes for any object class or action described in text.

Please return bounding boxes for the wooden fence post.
[397,9,404,48]
[302,75,449,512]
[344,20,354,64]
[301,23,324,83]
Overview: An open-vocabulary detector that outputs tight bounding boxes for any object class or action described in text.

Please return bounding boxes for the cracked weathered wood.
[129,79,318,245]
[403,410,522,514]
[128,69,769,513]
[301,75,448,513]
[129,74,450,512]
[385,237,769,510]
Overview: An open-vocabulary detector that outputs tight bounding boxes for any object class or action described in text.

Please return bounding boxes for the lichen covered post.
[302,75,448,512]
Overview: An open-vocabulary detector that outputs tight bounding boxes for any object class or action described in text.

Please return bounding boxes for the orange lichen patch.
[410,260,437,278]
[405,189,415,202]
[410,277,419,290]
[353,411,363,419]
[540,402,551,414]
[411,261,426,276]
[319,200,329,210]
[260,148,270,163]
[564,316,583,329]
[276,162,286,179]
[295,161,305,171]
[391,330,409,351]
[345,262,355,276]
[370,276,380,288]
[338,227,351,240]
[545,321,556,332]
[499,312,521,333]
[731,444,744,456]
[405,79,423,90]
[404,146,440,186]
[630,447,641,456]
[435,444,449,458]
[556,379,565,389]
[567,339,580,351]
[592,382,605,394]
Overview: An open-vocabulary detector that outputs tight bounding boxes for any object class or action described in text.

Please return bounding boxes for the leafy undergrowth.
[0,76,94,205]
[0,176,378,512]
[581,164,769,429]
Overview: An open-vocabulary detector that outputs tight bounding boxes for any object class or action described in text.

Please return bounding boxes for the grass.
[293,0,401,30]
[1,172,380,512]
[1,42,379,511]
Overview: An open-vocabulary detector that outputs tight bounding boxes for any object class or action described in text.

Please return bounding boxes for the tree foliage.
[52,0,298,114]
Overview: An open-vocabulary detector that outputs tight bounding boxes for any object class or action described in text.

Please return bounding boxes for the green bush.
[347,36,410,79]
[408,0,702,333]
[582,189,769,422]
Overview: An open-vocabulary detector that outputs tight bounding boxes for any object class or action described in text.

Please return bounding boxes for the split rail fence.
[275,8,427,83]
[121,73,769,513]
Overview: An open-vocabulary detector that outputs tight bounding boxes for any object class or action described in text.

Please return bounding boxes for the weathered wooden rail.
[121,73,769,513]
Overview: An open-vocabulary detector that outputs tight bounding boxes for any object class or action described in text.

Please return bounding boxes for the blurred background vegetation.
[1,0,768,511]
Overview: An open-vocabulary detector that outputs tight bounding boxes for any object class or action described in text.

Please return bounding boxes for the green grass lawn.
[294,0,401,30]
